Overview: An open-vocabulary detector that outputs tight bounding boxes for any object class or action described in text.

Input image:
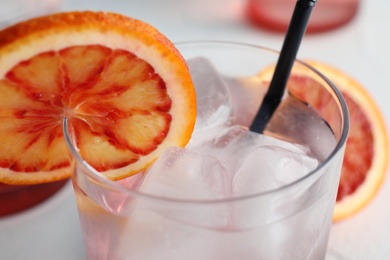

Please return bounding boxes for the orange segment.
[0,12,196,184]
[257,61,388,221]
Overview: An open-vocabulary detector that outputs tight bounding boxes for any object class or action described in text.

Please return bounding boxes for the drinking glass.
[64,41,349,260]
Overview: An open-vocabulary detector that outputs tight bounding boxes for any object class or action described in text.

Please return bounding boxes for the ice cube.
[223,132,319,229]
[266,95,336,161]
[188,125,247,159]
[187,57,233,129]
[127,146,232,231]
[140,146,230,200]
[226,76,268,127]
[233,145,318,197]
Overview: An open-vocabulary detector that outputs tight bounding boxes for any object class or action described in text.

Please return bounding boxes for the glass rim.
[63,40,350,205]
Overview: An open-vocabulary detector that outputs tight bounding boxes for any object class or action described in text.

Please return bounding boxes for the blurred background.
[0,0,389,259]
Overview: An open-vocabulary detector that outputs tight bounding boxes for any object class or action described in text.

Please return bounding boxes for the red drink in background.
[246,0,360,33]
[0,179,68,216]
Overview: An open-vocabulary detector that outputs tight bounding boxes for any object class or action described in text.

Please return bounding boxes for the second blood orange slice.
[0,12,196,184]
[305,61,388,221]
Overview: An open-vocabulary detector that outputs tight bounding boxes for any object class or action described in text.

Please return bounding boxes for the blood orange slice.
[0,12,196,184]
[257,61,388,221]
[305,61,388,221]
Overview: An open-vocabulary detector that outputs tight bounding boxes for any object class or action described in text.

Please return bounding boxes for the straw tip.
[298,0,317,6]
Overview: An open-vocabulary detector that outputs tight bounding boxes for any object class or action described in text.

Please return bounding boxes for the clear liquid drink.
[65,42,349,259]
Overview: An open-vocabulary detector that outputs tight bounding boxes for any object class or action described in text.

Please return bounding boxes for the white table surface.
[0,0,389,259]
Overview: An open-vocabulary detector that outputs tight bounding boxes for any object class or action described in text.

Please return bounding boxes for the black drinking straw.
[250,0,318,134]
